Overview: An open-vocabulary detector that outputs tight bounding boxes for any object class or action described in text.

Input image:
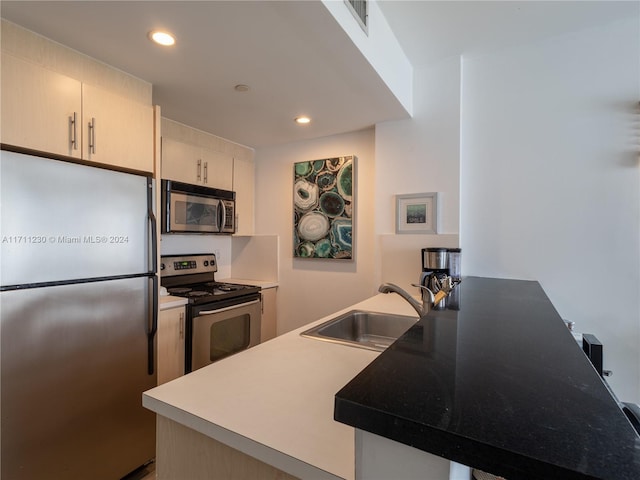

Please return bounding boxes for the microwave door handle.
[219,199,226,232]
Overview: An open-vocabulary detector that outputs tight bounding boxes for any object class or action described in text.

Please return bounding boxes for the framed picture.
[395,192,439,234]
[293,156,355,259]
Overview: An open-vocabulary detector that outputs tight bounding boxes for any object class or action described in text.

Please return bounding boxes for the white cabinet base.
[156,416,300,480]
[157,306,185,385]
[261,287,277,342]
[356,430,471,480]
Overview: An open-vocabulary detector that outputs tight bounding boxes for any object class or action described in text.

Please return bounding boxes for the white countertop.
[220,277,279,289]
[143,293,418,480]
[159,295,188,310]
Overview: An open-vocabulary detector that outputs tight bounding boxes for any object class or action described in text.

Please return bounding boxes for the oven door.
[190,297,261,371]
[165,190,220,233]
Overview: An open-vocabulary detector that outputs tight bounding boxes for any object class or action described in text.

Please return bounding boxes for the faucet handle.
[412,283,450,306]
[411,283,435,304]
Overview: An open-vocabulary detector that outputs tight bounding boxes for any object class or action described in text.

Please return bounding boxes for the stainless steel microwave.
[161,180,235,234]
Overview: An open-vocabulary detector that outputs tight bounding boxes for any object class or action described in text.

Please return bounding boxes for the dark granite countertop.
[334,277,640,480]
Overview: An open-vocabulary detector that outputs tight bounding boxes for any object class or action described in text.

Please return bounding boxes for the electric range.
[160,253,262,372]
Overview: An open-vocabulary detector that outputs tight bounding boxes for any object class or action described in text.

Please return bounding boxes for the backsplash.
[160,234,232,278]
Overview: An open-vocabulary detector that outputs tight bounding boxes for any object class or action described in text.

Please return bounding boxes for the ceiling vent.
[345,0,368,34]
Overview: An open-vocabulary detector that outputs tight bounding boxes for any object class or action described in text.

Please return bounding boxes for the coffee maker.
[420,248,461,283]
[420,247,461,309]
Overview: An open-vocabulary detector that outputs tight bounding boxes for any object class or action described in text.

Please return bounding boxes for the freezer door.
[0,277,156,480]
[0,150,151,286]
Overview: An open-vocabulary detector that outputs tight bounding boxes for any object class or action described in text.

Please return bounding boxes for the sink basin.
[300,310,417,351]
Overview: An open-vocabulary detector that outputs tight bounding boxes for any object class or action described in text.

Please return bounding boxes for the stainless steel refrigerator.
[0,149,158,479]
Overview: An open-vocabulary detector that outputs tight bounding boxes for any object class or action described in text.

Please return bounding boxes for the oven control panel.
[160,254,218,276]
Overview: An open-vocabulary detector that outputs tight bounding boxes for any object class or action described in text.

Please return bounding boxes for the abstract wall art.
[293,156,355,259]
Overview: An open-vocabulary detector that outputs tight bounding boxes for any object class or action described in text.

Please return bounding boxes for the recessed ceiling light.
[295,116,311,125]
[149,30,175,46]
[234,84,250,92]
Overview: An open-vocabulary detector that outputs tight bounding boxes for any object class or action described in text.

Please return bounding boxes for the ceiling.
[1,1,636,149]
[378,1,637,68]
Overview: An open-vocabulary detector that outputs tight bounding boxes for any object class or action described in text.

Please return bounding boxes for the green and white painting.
[293,156,354,260]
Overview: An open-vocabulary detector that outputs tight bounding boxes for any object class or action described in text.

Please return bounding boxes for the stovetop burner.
[161,254,261,305]
[188,291,210,297]
[205,282,244,291]
[166,282,260,305]
[168,287,192,295]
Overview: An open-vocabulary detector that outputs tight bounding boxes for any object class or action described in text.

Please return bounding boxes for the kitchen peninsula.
[143,278,640,480]
[143,293,416,479]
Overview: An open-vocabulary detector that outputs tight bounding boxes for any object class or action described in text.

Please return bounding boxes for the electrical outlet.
[214,249,221,261]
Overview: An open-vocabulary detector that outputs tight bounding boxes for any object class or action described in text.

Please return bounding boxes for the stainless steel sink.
[300,310,417,351]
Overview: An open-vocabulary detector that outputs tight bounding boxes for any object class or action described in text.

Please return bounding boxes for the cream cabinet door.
[1,54,82,158]
[161,137,233,189]
[232,155,255,235]
[82,83,154,173]
[161,137,202,184]
[260,287,277,342]
[202,149,233,190]
[157,306,185,385]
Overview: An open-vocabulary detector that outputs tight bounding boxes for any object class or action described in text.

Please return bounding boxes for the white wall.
[254,10,640,404]
[461,17,640,402]
[254,129,377,334]
[254,57,463,335]
[160,235,232,279]
[321,0,413,115]
[375,56,461,236]
[374,57,462,290]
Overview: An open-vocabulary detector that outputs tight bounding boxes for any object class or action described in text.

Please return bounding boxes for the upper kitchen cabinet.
[1,53,154,173]
[1,54,81,158]
[161,117,255,234]
[81,84,153,172]
[233,155,255,236]
[161,137,233,191]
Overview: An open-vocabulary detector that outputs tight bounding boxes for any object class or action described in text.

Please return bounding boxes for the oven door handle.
[198,299,260,315]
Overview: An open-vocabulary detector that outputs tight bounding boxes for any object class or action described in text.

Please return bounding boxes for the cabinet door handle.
[197,159,202,181]
[88,117,96,154]
[69,112,78,150]
[179,312,184,340]
[203,161,208,184]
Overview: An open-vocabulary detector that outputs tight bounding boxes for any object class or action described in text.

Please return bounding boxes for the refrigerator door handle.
[147,178,158,274]
[146,177,158,376]
[147,275,158,376]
